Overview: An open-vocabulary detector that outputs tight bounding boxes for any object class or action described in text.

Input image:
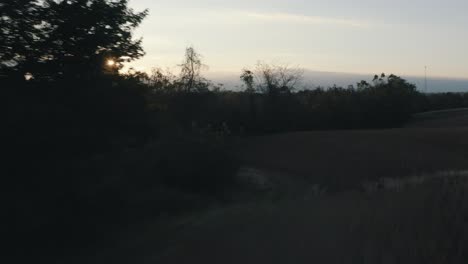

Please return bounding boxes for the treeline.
[125,63,420,137]
[6,54,468,160]
[130,60,468,136]
[420,92,468,111]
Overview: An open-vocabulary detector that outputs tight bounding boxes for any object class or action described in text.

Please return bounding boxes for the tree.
[240,69,257,125]
[147,68,177,92]
[179,46,207,92]
[253,62,303,95]
[0,0,45,80]
[240,69,255,93]
[0,0,148,80]
[356,80,371,90]
[358,73,419,127]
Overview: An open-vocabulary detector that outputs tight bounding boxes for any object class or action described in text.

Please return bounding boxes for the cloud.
[144,8,370,29]
[244,12,369,28]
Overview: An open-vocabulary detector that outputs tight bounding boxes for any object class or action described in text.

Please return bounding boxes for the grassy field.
[74,172,468,264]
[67,112,468,264]
[233,127,468,191]
[407,108,468,128]
[153,113,468,263]
[153,175,468,264]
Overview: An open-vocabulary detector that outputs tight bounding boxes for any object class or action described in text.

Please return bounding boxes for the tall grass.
[152,173,468,264]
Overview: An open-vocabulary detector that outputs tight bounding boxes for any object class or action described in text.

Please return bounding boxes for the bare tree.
[179,46,206,92]
[253,62,304,95]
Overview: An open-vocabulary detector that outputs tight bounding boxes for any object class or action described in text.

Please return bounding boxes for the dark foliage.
[421,92,468,111]
[139,72,420,134]
[0,0,148,81]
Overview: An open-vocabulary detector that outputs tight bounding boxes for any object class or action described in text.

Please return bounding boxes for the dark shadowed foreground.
[154,176,468,264]
[71,172,468,264]
[68,123,468,264]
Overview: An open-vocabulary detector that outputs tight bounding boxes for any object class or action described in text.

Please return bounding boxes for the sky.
[127,0,468,81]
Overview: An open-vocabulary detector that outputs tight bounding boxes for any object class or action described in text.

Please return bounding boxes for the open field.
[153,175,468,264]
[67,112,468,264]
[74,172,468,264]
[151,113,468,263]
[407,108,468,128]
[233,127,468,190]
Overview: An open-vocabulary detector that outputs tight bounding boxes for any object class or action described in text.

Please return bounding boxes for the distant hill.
[207,70,468,93]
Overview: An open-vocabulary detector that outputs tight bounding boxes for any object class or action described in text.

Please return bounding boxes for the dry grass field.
[80,173,468,264]
[407,108,468,128]
[152,112,468,263]
[70,110,468,264]
[153,175,468,264]
[233,127,468,191]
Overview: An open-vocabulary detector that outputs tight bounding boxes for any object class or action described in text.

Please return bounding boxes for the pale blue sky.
[128,0,468,79]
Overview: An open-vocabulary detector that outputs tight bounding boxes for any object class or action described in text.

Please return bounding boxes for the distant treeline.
[4,62,468,159]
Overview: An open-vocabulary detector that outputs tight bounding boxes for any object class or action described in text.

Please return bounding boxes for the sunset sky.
[128,0,468,79]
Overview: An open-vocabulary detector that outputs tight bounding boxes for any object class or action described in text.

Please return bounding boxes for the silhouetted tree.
[240,63,303,131]
[240,69,257,126]
[147,68,178,92]
[179,46,207,92]
[0,0,148,80]
[253,62,303,95]
[0,0,45,81]
[357,80,371,90]
[240,69,255,93]
[357,73,418,127]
